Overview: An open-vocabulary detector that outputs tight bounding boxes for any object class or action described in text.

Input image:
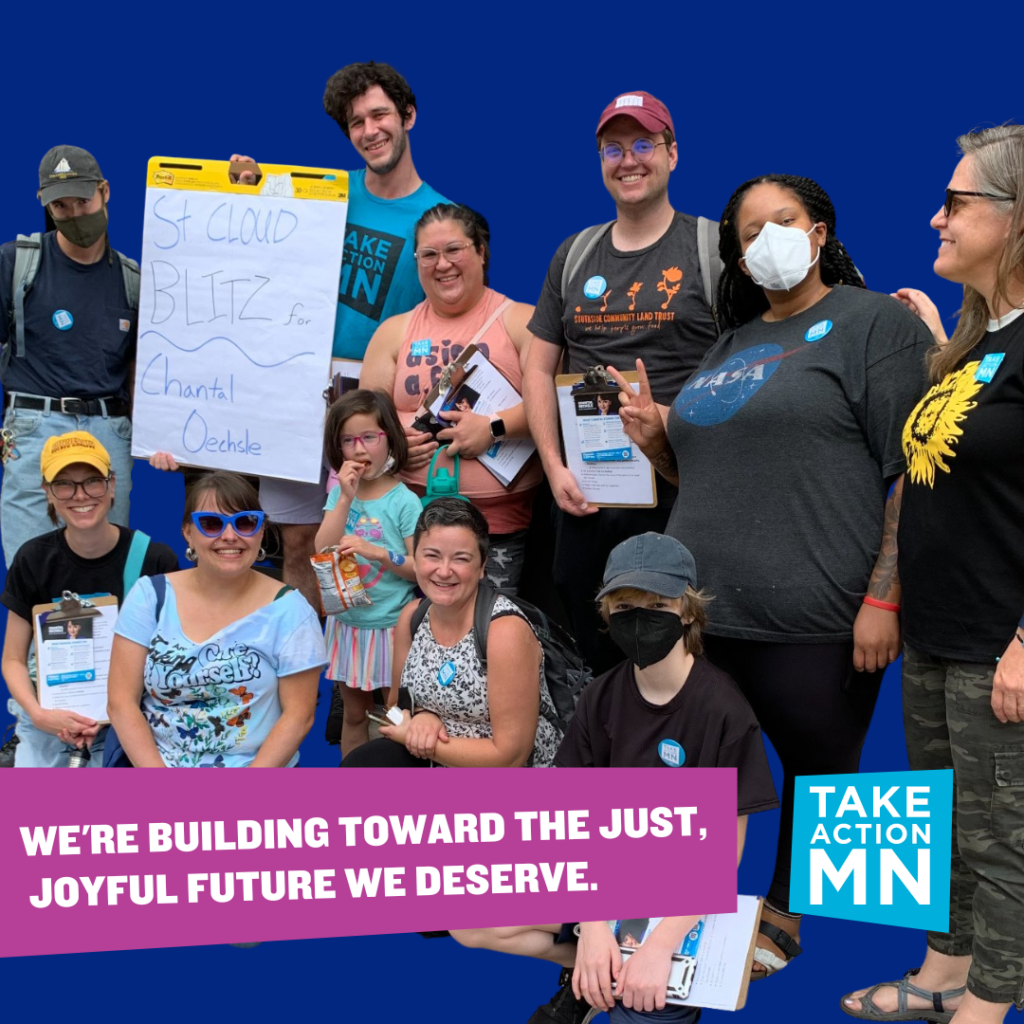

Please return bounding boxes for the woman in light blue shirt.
[108,472,326,767]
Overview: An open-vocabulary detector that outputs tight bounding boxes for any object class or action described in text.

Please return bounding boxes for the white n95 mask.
[742,221,821,291]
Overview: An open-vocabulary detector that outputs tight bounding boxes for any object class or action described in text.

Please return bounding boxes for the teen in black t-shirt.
[1,431,177,767]
[451,533,781,1024]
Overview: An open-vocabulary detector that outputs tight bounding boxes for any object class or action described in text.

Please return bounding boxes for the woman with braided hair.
[611,174,933,979]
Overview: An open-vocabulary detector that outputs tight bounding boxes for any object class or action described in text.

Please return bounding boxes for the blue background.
[0,1,1019,1020]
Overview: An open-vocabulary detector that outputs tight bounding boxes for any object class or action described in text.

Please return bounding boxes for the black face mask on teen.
[607,607,684,669]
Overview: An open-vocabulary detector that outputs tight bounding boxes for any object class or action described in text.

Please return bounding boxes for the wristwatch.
[488,416,507,440]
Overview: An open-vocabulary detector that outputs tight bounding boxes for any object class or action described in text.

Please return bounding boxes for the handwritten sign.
[131,158,348,483]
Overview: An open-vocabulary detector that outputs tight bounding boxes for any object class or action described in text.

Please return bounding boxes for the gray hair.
[932,124,1024,381]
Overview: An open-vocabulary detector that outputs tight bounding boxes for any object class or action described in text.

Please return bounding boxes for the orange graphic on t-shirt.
[657,267,683,309]
[600,290,612,312]
[627,282,643,311]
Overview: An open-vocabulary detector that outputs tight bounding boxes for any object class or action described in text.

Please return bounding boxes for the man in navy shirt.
[0,145,138,568]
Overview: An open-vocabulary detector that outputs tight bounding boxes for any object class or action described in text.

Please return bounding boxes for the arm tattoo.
[648,444,679,487]
[867,480,902,601]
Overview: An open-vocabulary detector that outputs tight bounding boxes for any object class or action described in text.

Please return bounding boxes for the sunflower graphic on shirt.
[902,361,984,487]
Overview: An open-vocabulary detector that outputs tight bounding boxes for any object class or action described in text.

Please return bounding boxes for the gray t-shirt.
[528,212,718,404]
[665,286,931,642]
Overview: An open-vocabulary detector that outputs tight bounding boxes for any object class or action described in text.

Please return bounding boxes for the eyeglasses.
[340,430,386,450]
[944,188,1015,217]
[599,139,668,164]
[414,241,476,266]
[48,475,111,500]
[189,511,265,537]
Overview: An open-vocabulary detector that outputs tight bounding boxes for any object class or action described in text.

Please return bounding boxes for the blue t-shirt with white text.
[332,170,448,360]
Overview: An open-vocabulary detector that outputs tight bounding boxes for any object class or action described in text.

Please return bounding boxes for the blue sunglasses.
[190,510,265,538]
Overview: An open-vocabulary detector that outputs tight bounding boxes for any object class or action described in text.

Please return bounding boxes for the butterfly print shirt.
[115,576,326,767]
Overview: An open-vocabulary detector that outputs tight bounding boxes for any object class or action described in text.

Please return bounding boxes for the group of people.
[1,56,1022,1024]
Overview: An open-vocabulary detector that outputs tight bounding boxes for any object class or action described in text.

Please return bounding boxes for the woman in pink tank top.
[361,204,542,591]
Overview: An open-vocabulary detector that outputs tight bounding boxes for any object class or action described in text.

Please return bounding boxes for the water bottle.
[67,743,91,768]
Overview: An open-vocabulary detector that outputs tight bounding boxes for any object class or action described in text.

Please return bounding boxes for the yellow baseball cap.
[40,431,112,482]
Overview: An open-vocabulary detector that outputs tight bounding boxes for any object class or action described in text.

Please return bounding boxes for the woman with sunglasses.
[107,471,326,767]
[1,431,178,766]
[612,174,933,978]
[360,202,542,592]
[843,125,1024,1024]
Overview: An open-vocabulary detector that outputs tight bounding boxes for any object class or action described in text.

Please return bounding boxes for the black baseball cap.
[596,532,697,601]
[37,145,104,206]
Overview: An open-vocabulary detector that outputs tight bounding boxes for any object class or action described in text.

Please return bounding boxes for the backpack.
[409,581,593,736]
[560,216,723,331]
[102,546,158,770]
[6,232,140,367]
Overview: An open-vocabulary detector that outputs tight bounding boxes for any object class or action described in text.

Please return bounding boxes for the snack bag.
[310,549,372,615]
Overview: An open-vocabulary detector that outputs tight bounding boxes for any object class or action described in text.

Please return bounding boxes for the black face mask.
[607,607,684,669]
[52,205,107,248]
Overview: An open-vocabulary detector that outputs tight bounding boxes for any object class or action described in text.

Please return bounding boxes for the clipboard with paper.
[599,896,763,1010]
[418,343,537,489]
[32,593,120,722]
[556,369,656,507]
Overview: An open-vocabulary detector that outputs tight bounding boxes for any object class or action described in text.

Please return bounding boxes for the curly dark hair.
[415,203,491,285]
[716,174,865,331]
[323,61,416,137]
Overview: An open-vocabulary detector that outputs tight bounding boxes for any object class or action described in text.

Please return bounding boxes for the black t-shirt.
[665,286,931,642]
[0,232,136,400]
[1,526,179,621]
[528,213,719,404]
[899,312,1024,661]
[554,655,779,816]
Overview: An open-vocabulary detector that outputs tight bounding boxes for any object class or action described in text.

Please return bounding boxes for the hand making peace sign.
[606,359,669,452]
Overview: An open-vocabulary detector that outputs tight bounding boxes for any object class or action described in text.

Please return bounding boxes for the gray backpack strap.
[560,222,613,299]
[697,216,723,332]
[12,233,44,360]
[115,251,141,310]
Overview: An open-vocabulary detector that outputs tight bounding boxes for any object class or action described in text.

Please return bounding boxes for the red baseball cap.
[596,91,674,139]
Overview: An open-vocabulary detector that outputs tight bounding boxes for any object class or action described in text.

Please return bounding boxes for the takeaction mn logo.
[789,769,952,931]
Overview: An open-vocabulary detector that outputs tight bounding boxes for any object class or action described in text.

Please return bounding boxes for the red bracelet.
[863,596,901,613]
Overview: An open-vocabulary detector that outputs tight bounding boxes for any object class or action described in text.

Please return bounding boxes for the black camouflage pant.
[903,644,1024,1007]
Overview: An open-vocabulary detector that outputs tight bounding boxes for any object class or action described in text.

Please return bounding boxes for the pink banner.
[3,768,739,956]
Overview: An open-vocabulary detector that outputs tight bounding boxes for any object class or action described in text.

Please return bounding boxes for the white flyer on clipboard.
[605,895,762,1010]
[33,597,120,722]
[556,372,656,507]
[429,347,536,487]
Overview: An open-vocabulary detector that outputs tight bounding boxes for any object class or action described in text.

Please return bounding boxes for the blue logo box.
[790,769,951,931]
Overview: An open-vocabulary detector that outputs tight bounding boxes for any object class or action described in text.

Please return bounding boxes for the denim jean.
[1,402,133,567]
[8,698,107,768]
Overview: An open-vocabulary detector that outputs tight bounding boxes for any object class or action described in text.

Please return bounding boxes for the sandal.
[840,968,966,1023]
[751,920,803,979]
